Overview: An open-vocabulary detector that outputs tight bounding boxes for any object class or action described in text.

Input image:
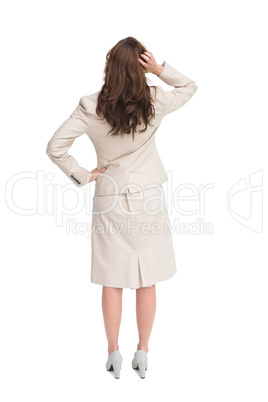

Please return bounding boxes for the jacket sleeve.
[46,99,93,187]
[155,61,198,116]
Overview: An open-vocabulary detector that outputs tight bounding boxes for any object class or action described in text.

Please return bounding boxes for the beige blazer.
[46,61,198,195]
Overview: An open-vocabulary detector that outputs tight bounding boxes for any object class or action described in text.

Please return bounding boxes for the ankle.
[108,344,119,355]
[137,343,149,353]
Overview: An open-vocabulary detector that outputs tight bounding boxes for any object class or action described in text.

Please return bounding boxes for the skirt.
[90,184,177,289]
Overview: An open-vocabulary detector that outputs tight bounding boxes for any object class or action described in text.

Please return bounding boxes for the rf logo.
[227,169,263,233]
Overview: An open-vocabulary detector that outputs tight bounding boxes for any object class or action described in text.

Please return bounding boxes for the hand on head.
[138,51,161,75]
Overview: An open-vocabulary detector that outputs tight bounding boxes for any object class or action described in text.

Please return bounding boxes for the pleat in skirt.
[90,184,177,289]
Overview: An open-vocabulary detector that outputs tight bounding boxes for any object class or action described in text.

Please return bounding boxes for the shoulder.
[79,91,100,114]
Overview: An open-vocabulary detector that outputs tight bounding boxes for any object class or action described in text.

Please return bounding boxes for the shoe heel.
[106,350,123,379]
[138,361,147,379]
[112,361,121,379]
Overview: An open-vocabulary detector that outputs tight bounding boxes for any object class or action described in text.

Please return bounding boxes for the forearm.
[154,61,198,115]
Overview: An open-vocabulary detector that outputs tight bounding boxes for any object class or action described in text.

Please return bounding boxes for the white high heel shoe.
[132,349,148,378]
[106,350,123,379]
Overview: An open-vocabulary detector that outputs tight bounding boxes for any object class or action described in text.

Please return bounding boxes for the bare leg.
[102,286,123,355]
[136,285,156,353]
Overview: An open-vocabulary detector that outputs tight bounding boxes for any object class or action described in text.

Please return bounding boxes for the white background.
[1,0,267,400]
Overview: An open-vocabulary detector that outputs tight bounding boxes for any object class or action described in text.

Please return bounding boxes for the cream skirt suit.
[46,61,198,289]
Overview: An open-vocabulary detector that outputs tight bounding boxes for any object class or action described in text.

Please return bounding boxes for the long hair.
[96,37,157,140]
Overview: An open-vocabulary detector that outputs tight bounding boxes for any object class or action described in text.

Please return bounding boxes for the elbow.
[190,81,198,96]
[46,141,52,157]
[189,80,198,92]
[46,140,66,161]
[192,81,198,92]
[46,140,57,159]
[183,80,198,97]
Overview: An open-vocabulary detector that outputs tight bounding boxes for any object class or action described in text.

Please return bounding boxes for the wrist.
[154,64,164,76]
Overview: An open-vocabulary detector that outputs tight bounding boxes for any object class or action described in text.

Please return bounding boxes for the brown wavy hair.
[96,36,157,140]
